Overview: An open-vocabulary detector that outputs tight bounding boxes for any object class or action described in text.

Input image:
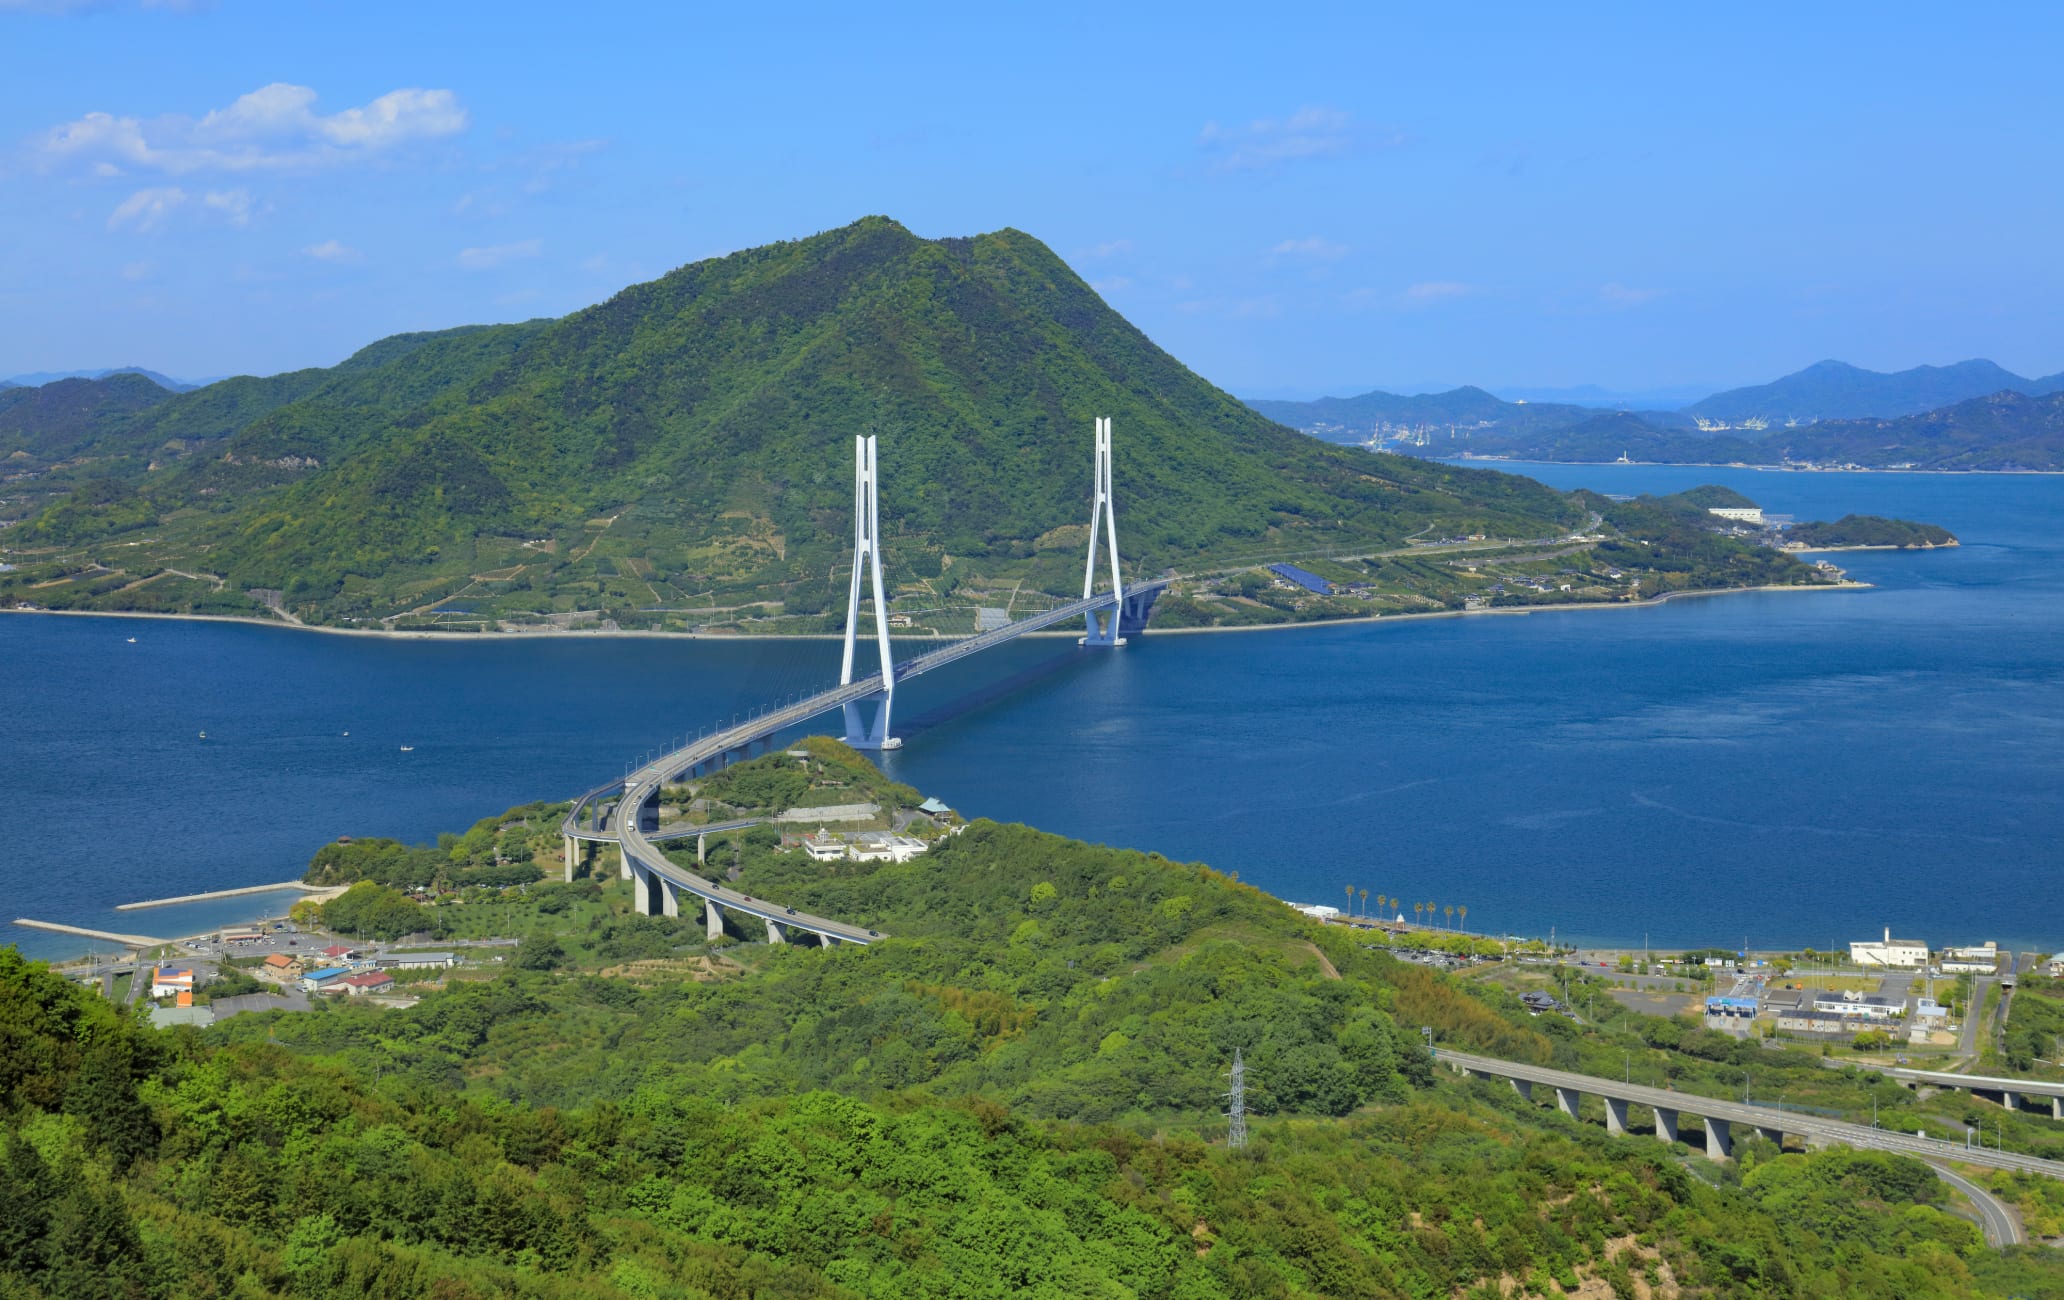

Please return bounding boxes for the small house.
[149,965,195,998]
[338,971,395,996]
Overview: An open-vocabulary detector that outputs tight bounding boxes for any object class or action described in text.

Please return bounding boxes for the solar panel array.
[1267,563,1333,595]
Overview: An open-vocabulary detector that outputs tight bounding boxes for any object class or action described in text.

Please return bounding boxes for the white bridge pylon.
[1080,415,1127,647]
[839,433,900,750]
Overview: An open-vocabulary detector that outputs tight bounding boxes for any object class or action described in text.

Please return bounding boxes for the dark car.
[785,907,797,915]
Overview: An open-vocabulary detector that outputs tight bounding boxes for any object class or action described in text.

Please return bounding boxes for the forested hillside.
[0,218,1584,631]
[5,801,2054,1298]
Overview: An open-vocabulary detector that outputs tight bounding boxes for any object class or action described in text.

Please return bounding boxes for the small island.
[1785,515,1959,551]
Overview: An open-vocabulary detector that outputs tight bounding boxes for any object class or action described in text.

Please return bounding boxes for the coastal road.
[1928,1160,2023,1248]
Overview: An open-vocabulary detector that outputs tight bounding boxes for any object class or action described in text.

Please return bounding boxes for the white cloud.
[1089,277,1133,295]
[1199,106,1396,172]
[1269,236,1347,261]
[1599,282,1662,308]
[1402,280,1474,305]
[119,259,152,281]
[202,187,253,225]
[40,82,467,175]
[106,186,185,231]
[304,239,360,262]
[1083,239,1133,259]
[457,238,541,270]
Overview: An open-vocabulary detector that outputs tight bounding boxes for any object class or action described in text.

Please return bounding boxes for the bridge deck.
[1441,1049,2064,1179]
[566,581,1170,942]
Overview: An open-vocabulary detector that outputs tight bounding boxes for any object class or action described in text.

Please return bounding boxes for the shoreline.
[5,578,1873,644]
[1437,456,2064,476]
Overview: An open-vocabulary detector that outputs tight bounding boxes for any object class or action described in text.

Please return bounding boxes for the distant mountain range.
[1248,358,2064,471]
[2,367,197,392]
[1683,359,2064,424]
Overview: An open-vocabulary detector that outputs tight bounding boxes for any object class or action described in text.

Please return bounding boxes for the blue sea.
[4,464,2060,959]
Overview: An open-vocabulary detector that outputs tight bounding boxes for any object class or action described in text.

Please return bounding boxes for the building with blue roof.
[299,966,352,992]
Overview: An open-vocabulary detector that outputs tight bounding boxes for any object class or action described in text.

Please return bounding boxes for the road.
[1927,1160,2023,1247]
[1436,1049,2064,1180]
[1961,977,1994,1058]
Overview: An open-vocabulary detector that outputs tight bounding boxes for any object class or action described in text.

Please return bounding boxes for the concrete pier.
[1555,1086,1583,1120]
[659,877,680,919]
[1704,1117,1732,1161]
[1604,1096,1629,1136]
[114,880,323,911]
[765,918,785,945]
[705,898,724,941]
[1655,1106,1679,1146]
[818,931,834,948]
[1757,1125,1786,1147]
[563,835,580,884]
[631,863,655,916]
[12,919,162,948]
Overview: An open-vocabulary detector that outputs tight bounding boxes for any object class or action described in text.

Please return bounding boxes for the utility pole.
[1224,1048,1248,1149]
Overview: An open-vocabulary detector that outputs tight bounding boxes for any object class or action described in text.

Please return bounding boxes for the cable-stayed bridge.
[561,418,1165,947]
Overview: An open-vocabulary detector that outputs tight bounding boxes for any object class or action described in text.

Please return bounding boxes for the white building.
[1850,927,1929,968]
[1939,941,1999,974]
[1708,506,1765,524]
[1811,989,1906,1021]
[801,830,847,863]
[1288,903,1340,921]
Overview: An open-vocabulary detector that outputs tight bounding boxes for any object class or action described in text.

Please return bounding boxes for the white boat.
[198,731,207,740]
[399,745,414,752]
[126,637,136,644]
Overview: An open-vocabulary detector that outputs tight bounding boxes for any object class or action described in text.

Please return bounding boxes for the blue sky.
[4,2,2061,397]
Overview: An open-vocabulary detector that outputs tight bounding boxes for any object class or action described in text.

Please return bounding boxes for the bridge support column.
[1604,1096,1630,1136]
[704,898,724,941]
[697,833,707,866]
[1654,1107,1679,1146]
[1704,1117,1732,1161]
[839,434,900,750]
[765,918,785,945]
[563,835,579,884]
[2002,1090,2020,1113]
[2053,1096,2062,1120]
[630,862,655,916]
[1756,1125,1786,1148]
[1555,1087,1583,1120]
[619,846,631,880]
[658,877,680,919]
[1511,1078,1532,1102]
[1079,416,1128,648]
[817,931,834,948]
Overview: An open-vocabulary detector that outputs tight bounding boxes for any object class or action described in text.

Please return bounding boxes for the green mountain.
[1762,389,2064,470]
[2,218,1586,628]
[0,372,179,464]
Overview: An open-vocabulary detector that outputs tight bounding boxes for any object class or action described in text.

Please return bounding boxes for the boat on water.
[399,745,414,752]
[198,731,207,740]
[126,637,136,644]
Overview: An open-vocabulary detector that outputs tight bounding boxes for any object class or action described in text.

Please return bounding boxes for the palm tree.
[1444,905,1454,930]
[1458,904,1468,933]
[1413,902,1424,927]
[1375,894,1386,922]
[1358,888,1368,919]
[1345,884,1355,916]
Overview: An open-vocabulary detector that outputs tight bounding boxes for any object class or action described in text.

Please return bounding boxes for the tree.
[516,931,565,971]
[1358,888,1368,918]
[1445,905,1454,930]
[1414,902,1424,927]
[1345,884,1354,915]
[63,1037,156,1172]
[1458,905,1468,934]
